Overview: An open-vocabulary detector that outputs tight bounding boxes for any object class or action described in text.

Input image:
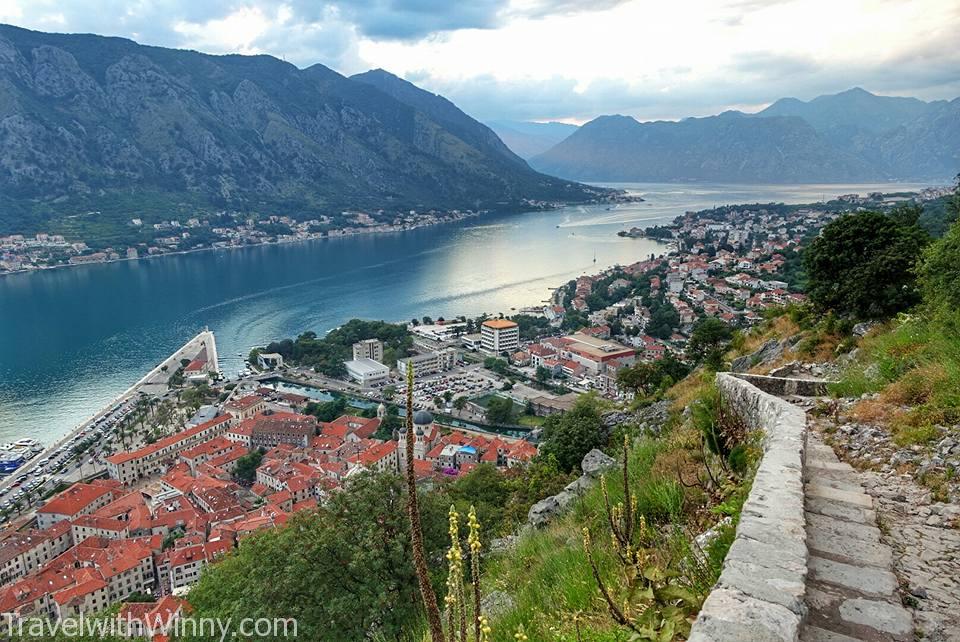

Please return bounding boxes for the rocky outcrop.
[527,448,616,527]
[601,399,670,441]
[730,339,788,372]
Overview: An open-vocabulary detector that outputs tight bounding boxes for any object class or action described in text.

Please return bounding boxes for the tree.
[919,217,960,316]
[535,365,552,383]
[687,317,733,370]
[539,394,605,472]
[804,211,929,319]
[485,396,515,424]
[305,397,348,423]
[233,449,265,484]
[185,473,448,642]
[453,396,468,411]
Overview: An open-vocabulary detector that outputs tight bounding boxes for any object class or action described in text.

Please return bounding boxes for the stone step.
[807,526,892,568]
[807,442,839,461]
[808,556,898,597]
[805,495,877,525]
[805,475,868,494]
[804,586,913,641]
[806,512,881,543]
[806,457,856,473]
[805,483,874,509]
[800,624,861,642]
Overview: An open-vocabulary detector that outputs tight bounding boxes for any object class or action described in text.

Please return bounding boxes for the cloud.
[0,0,957,123]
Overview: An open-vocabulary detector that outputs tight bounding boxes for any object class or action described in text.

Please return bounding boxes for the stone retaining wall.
[731,372,830,397]
[688,373,809,642]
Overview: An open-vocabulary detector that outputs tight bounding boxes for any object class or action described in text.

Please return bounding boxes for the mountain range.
[531,88,960,183]
[485,120,579,159]
[0,25,602,234]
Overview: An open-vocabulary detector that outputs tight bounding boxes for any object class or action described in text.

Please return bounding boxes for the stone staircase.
[800,433,913,642]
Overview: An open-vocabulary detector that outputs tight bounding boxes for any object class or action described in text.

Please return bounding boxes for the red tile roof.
[107,415,232,465]
[38,482,116,518]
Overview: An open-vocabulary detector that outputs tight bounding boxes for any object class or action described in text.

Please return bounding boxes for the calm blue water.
[0,181,936,443]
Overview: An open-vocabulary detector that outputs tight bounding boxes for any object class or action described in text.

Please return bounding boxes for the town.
[0,208,484,275]
[0,192,928,631]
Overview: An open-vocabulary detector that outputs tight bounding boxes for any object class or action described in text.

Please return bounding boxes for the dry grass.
[667,371,714,415]
[879,363,950,406]
[737,316,801,356]
[848,399,898,424]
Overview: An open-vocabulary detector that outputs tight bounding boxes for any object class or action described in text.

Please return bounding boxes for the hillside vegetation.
[0,25,601,235]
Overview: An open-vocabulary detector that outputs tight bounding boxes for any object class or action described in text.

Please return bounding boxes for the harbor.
[0,330,219,508]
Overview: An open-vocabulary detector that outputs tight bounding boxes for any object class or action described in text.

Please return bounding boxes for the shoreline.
[0,210,488,280]
[0,331,215,493]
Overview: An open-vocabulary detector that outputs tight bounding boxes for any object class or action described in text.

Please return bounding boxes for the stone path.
[859,470,960,641]
[800,434,914,642]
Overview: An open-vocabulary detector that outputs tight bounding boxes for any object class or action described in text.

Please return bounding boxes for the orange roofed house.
[36,480,122,529]
[105,416,233,484]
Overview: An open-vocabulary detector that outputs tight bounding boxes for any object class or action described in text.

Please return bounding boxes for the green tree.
[919,217,960,317]
[535,365,552,383]
[804,211,929,319]
[305,397,348,423]
[185,473,448,642]
[233,449,265,484]
[453,396,468,411]
[688,317,733,370]
[539,393,605,472]
[485,396,515,424]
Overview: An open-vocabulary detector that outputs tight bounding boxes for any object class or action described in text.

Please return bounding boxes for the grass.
[832,313,960,445]
[481,379,758,641]
[517,414,546,428]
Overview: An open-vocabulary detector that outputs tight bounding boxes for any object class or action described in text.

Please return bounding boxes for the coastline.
[0,330,215,492]
[0,210,487,280]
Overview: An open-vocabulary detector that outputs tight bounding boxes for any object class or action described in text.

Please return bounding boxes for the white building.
[344,358,390,387]
[397,348,458,378]
[480,320,519,355]
[352,339,384,362]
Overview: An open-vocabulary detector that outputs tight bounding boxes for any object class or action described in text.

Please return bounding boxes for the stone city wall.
[688,373,809,642]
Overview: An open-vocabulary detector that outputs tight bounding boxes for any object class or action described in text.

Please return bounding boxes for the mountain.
[759,87,941,146]
[531,88,958,183]
[0,25,601,234]
[531,113,877,183]
[486,120,579,159]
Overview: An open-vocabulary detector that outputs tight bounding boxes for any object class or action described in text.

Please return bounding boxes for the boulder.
[730,339,784,372]
[527,496,562,527]
[581,449,616,478]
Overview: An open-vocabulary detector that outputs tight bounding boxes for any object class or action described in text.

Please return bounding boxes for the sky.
[0,0,958,123]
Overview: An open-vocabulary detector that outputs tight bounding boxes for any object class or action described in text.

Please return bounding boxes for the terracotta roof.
[481,319,518,330]
[107,415,232,465]
[225,395,262,411]
[38,482,116,518]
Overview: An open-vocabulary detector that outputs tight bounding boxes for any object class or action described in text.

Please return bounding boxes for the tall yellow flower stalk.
[445,506,467,642]
[405,363,445,642]
[467,506,483,642]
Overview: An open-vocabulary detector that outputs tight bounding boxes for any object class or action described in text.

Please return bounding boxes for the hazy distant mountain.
[531,112,877,183]
[486,120,579,159]
[532,88,958,183]
[0,25,600,234]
